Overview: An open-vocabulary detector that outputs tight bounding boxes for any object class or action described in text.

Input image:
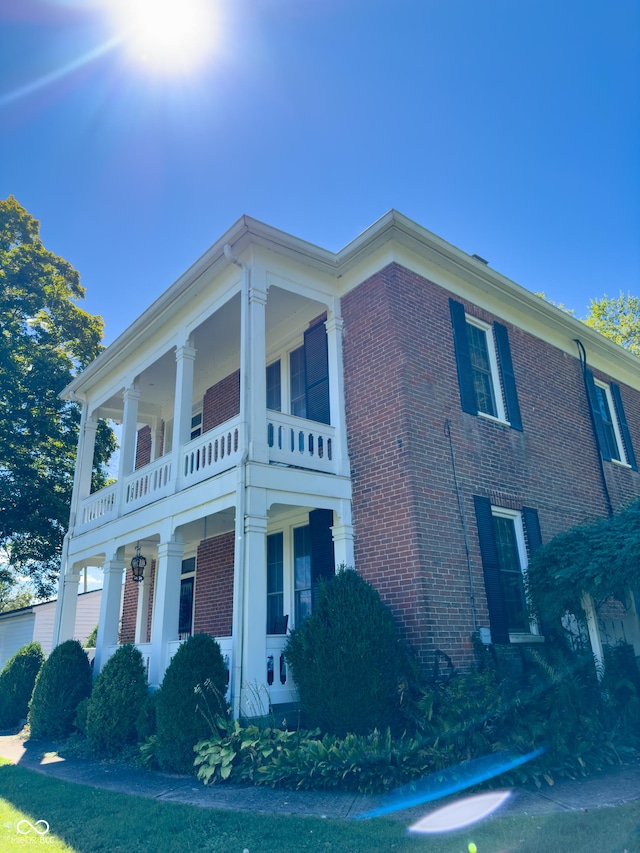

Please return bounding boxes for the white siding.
[0,612,36,670]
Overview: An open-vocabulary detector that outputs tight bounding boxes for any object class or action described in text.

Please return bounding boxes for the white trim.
[465,315,508,424]
[490,506,539,638]
[593,379,629,466]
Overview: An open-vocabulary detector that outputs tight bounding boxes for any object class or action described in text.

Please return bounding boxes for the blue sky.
[1,0,639,346]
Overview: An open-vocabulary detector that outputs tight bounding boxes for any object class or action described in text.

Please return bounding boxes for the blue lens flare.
[354,747,546,820]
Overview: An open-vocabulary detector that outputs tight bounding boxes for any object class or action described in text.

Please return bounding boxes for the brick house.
[53,211,640,715]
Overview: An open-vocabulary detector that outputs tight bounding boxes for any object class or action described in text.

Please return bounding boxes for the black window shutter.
[585,369,612,461]
[610,383,638,470]
[473,495,510,644]
[309,508,335,607]
[522,507,542,556]
[493,322,523,431]
[304,322,330,425]
[449,298,477,415]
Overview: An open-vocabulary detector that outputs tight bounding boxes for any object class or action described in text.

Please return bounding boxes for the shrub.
[0,642,44,730]
[284,569,414,736]
[28,640,92,740]
[155,633,228,773]
[85,644,148,757]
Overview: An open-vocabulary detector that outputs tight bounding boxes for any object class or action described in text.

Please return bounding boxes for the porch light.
[130,543,147,583]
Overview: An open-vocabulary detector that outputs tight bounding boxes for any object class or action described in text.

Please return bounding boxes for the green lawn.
[0,762,639,853]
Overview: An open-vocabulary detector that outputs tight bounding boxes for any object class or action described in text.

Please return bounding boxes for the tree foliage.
[526,500,640,629]
[0,196,116,597]
[584,292,640,357]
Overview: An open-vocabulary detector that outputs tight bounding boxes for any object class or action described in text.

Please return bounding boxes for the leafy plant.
[0,641,44,729]
[284,569,415,736]
[154,634,228,773]
[85,644,148,757]
[84,626,98,648]
[28,639,92,739]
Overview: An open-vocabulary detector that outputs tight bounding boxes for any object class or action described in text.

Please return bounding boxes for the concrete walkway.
[1,733,639,823]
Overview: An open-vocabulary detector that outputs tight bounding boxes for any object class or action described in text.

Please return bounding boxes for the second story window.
[586,371,638,469]
[449,298,523,430]
[190,411,202,440]
[266,360,281,411]
[290,346,307,418]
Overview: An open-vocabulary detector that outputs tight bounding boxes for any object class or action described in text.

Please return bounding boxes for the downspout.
[225,243,249,719]
[574,339,614,519]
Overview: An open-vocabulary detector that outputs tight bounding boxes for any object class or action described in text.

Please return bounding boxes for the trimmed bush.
[155,633,228,773]
[0,642,44,730]
[28,639,93,740]
[85,644,148,757]
[284,569,414,736]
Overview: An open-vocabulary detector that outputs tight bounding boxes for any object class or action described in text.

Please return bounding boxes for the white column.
[581,592,605,678]
[135,572,152,645]
[54,569,81,644]
[240,488,268,716]
[326,311,350,475]
[94,556,125,675]
[68,409,98,531]
[172,344,196,451]
[118,386,141,479]
[148,537,184,687]
[332,500,355,570]
[247,272,269,463]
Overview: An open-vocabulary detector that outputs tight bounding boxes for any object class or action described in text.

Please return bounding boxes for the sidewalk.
[1,732,639,823]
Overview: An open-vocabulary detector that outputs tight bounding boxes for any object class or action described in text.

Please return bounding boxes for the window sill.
[610,458,632,470]
[477,412,510,427]
[509,633,545,644]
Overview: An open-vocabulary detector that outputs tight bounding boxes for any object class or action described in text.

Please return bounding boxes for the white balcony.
[77,415,338,535]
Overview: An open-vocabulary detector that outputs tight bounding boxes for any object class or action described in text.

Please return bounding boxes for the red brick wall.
[119,558,156,643]
[135,426,152,470]
[341,263,640,672]
[194,533,235,637]
[203,371,240,432]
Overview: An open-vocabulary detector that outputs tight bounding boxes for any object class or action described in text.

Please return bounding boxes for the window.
[267,532,285,633]
[266,360,281,412]
[294,524,312,624]
[466,318,502,420]
[474,497,542,643]
[586,371,637,469]
[190,412,202,440]
[179,557,196,639]
[290,347,307,418]
[449,298,522,430]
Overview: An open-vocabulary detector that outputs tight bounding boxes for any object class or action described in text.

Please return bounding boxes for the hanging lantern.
[130,543,147,583]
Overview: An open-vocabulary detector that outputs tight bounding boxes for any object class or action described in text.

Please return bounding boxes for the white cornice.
[62,210,640,398]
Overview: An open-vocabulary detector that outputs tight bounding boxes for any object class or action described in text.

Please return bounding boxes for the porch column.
[54,569,81,644]
[172,343,196,451]
[581,592,605,678]
[240,489,268,716]
[94,555,125,675]
[118,386,141,479]
[332,500,355,570]
[326,311,349,475]
[69,410,98,530]
[149,538,184,687]
[244,269,269,463]
[135,571,152,645]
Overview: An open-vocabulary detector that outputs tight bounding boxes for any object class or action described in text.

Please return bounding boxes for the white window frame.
[491,506,540,640]
[593,379,629,466]
[465,315,507,423]
[266,338,307,418]
[178,553,197,641]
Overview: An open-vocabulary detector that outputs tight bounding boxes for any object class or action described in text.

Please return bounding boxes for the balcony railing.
[267,412,335,473]
[77,413,338,534]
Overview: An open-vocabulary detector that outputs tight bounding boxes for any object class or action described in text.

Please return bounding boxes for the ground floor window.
[294,524,312,625]
[179,557,196,639]
[267,532,284,634]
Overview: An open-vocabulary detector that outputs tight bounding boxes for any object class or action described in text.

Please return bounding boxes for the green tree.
[0,196,116,597]
[584,292,640,357]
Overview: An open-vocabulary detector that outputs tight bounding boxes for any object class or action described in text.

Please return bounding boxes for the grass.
[0,761,639,853]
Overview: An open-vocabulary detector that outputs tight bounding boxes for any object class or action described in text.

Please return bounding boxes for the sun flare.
[110,0,217,74]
